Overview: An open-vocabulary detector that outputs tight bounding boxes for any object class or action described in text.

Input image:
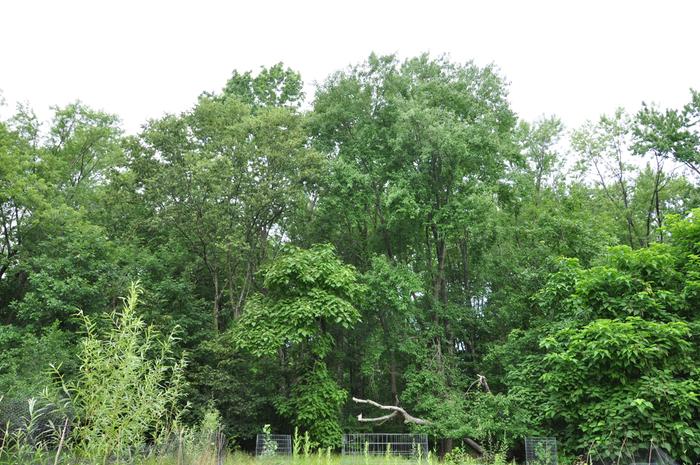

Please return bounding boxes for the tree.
[126,64,320,331]
[222,63,304,109]
[0,115,39,284]
[572,107,697,247]
[232,244,361,446]
[0,103,127,332]
[309,56,518,444]
[43,102,123,203]
[516,116,564,201]
[633,90,700,178]
[572,109,644,247]
[499,211,700,462]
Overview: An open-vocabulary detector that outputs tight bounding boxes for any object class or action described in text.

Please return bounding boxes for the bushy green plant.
[65,282,188,463]
[174,402,224,463]
[539,317,699,461]
[443,447,479,465]
[500,212,700,463]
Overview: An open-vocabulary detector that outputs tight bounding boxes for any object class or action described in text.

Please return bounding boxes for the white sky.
[1,0,699,135]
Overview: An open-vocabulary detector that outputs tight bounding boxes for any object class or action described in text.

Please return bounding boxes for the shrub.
[65,282,187,463]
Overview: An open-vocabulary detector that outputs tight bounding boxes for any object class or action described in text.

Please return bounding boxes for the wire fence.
[0,397,72,447]
[256,433,292,456]
[157,428,229,465]
[342,433,428,461]
[525,437,558,465]
[586,441,680,465]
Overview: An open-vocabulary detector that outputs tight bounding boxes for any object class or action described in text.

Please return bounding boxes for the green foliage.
[633,89,700,177]
[186,335,280,440]
[540,317,699,461]
[260,424,278,456]
[353,256,421,401]
[534,244,685,322]
[66,282,187,463]
[43,102,123,199]
[223,63,304,108]
[500,211,700,462]
[2,56,700,464]
[232,244,360,447]
[127,66,320,332]
[175,403,224,461]
[10,206,123,329]
[0,323,72,397]
[276,363,346,448]
[402,361,531,450]
[234,244,361,358]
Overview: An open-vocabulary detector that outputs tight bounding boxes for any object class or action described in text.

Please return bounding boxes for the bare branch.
[464,438,484,456]
[466,374,491,394]
[356,411,399,423]
[352,397,430,425]
[477,374,491,393]
[352,396,485,458]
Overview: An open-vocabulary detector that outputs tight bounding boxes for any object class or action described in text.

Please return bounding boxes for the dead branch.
[477,374,490,393]
[466,374,491,394]
[352,397,431,425]
[352,396,485,457]
[357,411,399,423]
[464,437,484,456]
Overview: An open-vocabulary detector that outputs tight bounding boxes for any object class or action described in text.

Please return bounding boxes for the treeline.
[1,54,699,461]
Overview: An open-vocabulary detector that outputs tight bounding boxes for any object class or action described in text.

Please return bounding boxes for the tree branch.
[352,396,485,458]
[352,397,430,425]
[466,374,491,394]
[356,411,399,423]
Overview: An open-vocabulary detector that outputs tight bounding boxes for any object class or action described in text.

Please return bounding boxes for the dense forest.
[1,54,699,463]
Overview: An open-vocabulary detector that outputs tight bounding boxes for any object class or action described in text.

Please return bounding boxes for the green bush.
[65,282,187,463]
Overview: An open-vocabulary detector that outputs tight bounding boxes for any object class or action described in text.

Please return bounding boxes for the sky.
[1,0,699,135]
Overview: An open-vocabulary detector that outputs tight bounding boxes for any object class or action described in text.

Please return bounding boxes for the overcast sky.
[1,0,699,134]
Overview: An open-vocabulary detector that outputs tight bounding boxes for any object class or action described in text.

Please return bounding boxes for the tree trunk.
[212,271,220,332]
[378,313,399,402]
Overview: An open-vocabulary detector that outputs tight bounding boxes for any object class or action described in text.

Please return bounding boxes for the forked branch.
[466,374,491,394]
[352,397,431,425]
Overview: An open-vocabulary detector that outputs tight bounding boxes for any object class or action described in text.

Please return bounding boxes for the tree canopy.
[1,55,699,463]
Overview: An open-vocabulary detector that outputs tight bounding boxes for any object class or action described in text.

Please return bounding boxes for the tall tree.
[309,54,519,446]
[125,64,319,331]
[633,90,700,178]
[232,244,362,446]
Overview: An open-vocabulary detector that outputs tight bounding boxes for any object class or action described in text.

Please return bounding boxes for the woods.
[1,54,699,463]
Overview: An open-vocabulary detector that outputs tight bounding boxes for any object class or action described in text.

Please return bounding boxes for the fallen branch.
[464,437,484,456]
[477,374,490,393]
[351,396,484,457]
[352,397,430,425]
[357,411,399,424]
